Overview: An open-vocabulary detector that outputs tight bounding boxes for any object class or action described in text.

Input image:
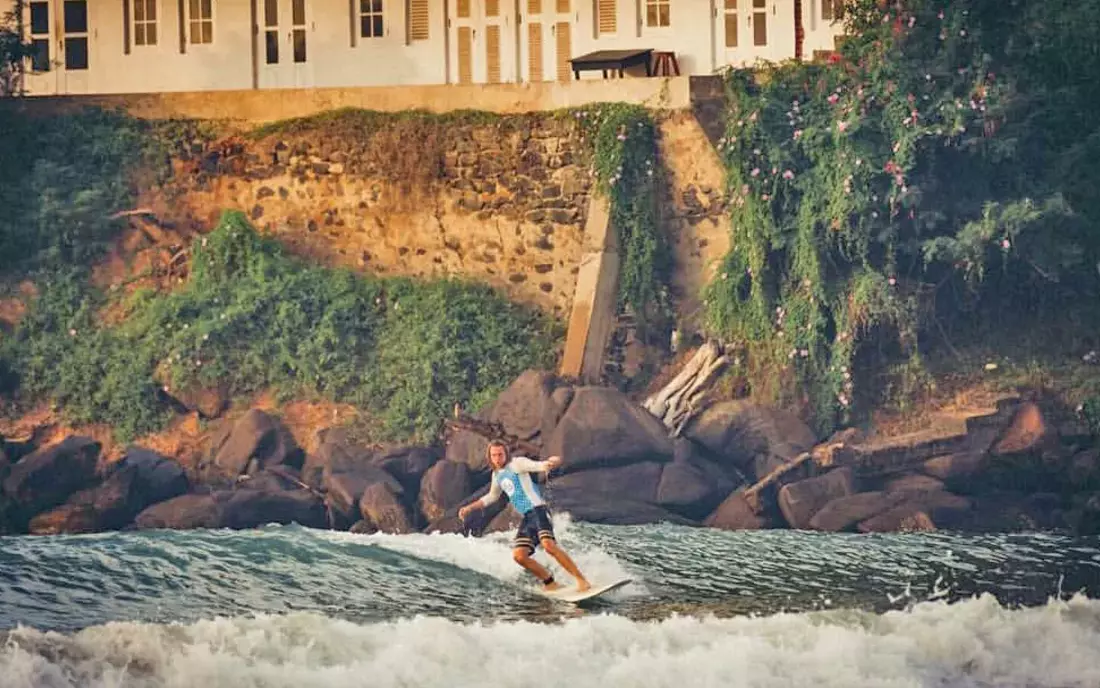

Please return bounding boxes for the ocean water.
[2,514,1099,687]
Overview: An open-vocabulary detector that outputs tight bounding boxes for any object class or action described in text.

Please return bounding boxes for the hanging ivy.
[569,104,672,338]
[702,0,1096,434]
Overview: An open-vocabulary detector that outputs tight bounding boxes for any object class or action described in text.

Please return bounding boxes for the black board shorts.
[512,505,555,554]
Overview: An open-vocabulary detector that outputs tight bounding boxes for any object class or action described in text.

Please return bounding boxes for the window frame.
[132,0,159,47]
[643,0,670,30]
[358,0,385,40]
[186,0,214,46]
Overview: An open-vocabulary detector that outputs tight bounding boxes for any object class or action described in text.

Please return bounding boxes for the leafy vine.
[701,0,1075,434]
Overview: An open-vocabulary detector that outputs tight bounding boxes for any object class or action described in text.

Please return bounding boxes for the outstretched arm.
[511,456,563,473]
[458,478,502,520]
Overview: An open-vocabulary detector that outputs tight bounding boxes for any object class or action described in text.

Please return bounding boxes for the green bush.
[705,0,1100,434]
[1,212,559,443]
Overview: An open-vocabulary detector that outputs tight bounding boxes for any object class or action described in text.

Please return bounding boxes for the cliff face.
[139,113,596,320]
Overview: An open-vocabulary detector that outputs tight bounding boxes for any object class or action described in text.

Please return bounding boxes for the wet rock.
[809,491,908,532]
[777,467,856,529]
[360,482,415,534]
[705,491,771,531]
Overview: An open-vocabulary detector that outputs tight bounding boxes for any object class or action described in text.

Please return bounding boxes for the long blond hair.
[485,439,510,464]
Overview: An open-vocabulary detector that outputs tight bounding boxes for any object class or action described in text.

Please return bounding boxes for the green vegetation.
[705,0,1100,434]
[1,212,558,443]
[582,103,671,338]
[0,95,664,443]
[0,106,212,275]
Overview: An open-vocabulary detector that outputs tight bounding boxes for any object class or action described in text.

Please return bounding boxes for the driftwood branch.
[644,340,730,434]
[443,410,541,457]
[741,451,814,512]
[108,208,157,219]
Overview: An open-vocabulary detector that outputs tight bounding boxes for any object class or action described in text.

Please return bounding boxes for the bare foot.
[543,580,563,592]
[575,579,591,593]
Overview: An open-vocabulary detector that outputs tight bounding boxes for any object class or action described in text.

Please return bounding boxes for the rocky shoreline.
[2,369,1099,538]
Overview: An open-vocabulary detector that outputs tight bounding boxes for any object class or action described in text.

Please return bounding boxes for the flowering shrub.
[704,0,1100,433]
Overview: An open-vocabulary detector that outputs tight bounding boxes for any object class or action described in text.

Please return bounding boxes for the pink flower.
[1002,239,1011,249]
[793,129,804,140]
[888,277,896,286]
[837,121,849,132]
[783,170,795,180]
[828,93,840,105]
[751,168,760,177]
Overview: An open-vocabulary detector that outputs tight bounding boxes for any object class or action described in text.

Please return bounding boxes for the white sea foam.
[2,594,1099,688]
[318,511,645,599]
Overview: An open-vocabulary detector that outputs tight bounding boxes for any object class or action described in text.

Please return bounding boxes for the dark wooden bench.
[568,49,654,80]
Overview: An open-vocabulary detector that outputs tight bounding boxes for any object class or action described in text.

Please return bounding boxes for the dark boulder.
[2,436,101,529]
[655,439,737,520]
[359,482,415,534]
[210,409,303,479]
[542,387,675,473]
[419,460,472,525]
[683,401,816,481]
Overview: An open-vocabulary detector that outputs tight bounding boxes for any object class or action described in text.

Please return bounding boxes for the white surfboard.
[536,578,633,604]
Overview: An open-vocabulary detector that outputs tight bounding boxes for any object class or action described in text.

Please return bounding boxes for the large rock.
[923,451,986,482]
[134,493,224,529]
[655,439,737,520]
[683,401,817,480]
[211,409,303,478]
[2,436,101,527]
[547,494,695,526]
[419,461,472,524]
[219,489,327,530]
[991,401,1058,457]
[808,491,908,532]
[883,472,945,494]
[777,467,856,529]
[445,370,568,471]
[301,427,374,489]
[133,488,326,530]
[360,482,415,534]
[373,446,439,496]
[492,370,564,442]
[325,466,403,523]
[543,387,675,473]
[954,490,1070,532]
[28,448,188,534]
[857,490,972,533]
[121,448,190,504]
[550,461,664,504]
[704,491,771,530]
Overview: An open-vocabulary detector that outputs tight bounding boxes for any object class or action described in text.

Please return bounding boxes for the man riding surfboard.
[458,440,591,593]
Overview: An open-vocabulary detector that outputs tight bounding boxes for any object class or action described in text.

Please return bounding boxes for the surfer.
[458,440,591,593]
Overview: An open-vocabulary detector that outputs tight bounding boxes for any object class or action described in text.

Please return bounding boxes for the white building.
[4,0,845,96]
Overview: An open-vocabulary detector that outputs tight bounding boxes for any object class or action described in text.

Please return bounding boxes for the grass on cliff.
[0,211,561,444]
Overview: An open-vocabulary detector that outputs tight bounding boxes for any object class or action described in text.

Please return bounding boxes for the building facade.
[4,0,845,96]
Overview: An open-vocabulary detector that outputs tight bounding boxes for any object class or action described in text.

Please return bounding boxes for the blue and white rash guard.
[479,456,552,515]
